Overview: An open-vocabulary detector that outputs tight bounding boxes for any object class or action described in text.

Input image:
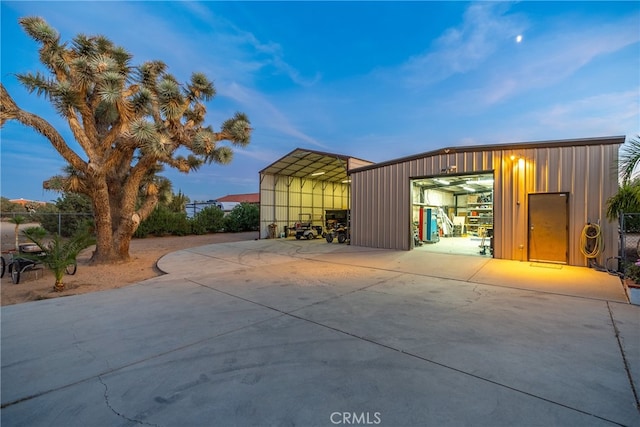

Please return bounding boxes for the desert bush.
[0,197,27,215]
[190,206,225,235]
[134,206,191,238]
[625,261,640,284]
[224,203,259,232]
[36,193,93,237]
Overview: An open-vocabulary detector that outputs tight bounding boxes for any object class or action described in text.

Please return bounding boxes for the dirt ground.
[1,231,258,306]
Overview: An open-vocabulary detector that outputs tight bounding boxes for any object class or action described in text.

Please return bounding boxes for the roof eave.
[350,135,627,174]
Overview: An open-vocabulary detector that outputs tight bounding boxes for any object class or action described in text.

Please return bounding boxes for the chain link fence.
[1,212,94,252]
[185,201,220,218]
[618,213,640,275]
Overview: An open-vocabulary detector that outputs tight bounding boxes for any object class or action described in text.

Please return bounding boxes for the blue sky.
[1,1,638,203]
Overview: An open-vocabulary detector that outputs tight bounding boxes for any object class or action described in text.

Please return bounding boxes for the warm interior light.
[434,178,450,185]
[311,171,325,176]
[466,179,494,185]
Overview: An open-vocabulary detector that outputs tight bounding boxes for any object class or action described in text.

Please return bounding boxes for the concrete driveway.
[2,238,638,426]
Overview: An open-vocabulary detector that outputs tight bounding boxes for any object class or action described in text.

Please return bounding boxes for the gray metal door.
[528,193,569,264]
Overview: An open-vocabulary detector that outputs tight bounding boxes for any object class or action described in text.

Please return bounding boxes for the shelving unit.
[466,193,493,236]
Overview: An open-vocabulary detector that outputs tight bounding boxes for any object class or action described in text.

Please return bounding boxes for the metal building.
[349,136,624,267]
[259,148,372,239]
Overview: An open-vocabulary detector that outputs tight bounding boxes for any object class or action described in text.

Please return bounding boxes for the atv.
[325,221,349,244]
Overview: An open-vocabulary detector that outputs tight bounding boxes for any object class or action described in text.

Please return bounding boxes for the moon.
[516,35,523,43]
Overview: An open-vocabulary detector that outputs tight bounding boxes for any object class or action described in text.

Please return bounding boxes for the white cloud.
[533,89,639,136]
[400,2,524,88]
[448,12,640,110]
[220,82,327,149]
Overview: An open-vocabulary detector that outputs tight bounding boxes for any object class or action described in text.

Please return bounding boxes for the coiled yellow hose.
[580,223,603,258]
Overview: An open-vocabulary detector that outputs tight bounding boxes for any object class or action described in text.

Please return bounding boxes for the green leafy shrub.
[625,262,640,284]
[36,193,93,237]
[224,203,259,232]
[23,226,47,240]
[0,197,28,215]
[622,214,640,233]
[190,206,224,235]
[134,206,191,238]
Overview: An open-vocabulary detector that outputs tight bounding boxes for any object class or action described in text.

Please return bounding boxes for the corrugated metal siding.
[260,173,350,238]
[352,151,496,251]
[351,143,620,267]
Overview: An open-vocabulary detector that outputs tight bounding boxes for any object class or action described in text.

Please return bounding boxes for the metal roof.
[260,148,356,182]
[350,135,626,173]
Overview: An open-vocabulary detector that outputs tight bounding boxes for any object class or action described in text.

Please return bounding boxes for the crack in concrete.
[73,331,160,427]
[98,375,160,427]
[606,301,640,412]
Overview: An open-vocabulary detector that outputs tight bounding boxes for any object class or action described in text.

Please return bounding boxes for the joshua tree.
[1,17,251,264]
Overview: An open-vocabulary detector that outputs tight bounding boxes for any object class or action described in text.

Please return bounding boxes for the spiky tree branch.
[1,16,252,263]
[1,83,87,171]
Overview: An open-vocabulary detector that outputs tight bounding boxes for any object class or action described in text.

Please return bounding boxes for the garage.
[411,172,495,257]
[259,148,372,240]
[348,136,624,267]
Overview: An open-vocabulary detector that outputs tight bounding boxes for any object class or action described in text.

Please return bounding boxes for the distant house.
[210,193,259,213]
[186,193,260,217]
[9,198,47,206]
[8,198,47,213]
[214,193,259,204]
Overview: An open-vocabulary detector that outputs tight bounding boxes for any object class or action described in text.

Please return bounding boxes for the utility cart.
[294,214,324,240]
[2,243,77,284]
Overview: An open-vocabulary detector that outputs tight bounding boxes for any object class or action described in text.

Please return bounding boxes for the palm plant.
[8,215,27,250]
[606,181,640,221]
[619,135,640,184]
[606,135,640,221]
[22,225,95,292]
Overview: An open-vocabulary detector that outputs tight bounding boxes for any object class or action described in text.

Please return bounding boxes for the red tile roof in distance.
[215,193,259,203]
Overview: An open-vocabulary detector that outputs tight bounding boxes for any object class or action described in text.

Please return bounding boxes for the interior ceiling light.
[434,178,450,185]
[311,171,325,176]
[462,186,476,192]
[466,179,494,185]
[342,179,351,183]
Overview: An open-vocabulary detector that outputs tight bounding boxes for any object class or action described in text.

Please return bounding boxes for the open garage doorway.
[411,172,494,257]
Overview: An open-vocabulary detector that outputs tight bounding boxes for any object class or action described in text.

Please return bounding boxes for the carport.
[259,148,372,239]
